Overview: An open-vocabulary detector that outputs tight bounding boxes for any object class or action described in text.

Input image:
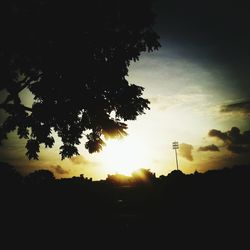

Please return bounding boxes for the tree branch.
[22,105,33,112]
[0,73,43,110]
[0,103,32,112]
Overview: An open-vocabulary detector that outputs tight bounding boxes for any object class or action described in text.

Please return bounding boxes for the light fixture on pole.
[172,141,179,170]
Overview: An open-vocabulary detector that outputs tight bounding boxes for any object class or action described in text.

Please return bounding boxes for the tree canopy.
[0,0,160,159]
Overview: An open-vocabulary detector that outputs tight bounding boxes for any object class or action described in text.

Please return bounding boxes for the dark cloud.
[221,101,250,115]
[70,155,88,165]
[155,0,250,48]
[53,165,69,175]
[198,144,219,152]
[209,129,228,141]
[208,127,250,154]
[154,0,250,96]
[155,0,250,53]
[179,143,193,161]
[227,145,249,154]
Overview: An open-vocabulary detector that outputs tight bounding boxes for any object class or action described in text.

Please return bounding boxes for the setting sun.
[99,138,150,175]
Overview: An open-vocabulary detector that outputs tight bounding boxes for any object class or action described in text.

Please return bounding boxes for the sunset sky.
[0,0,250,180]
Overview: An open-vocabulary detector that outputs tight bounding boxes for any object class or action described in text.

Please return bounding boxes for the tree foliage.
[25,169,55,184]
[0,0,160,159]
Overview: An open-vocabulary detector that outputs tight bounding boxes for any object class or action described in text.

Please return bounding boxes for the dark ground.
[1,163,250,248]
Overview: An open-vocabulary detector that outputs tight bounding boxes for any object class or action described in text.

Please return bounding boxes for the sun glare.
[99,138,149,175]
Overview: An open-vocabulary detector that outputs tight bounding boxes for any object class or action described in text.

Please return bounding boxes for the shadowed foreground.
[1,163,250,247]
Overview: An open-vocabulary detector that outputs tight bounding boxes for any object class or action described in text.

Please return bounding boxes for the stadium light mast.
[172,141,179,170]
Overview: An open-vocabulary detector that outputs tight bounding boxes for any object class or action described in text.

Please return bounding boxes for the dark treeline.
[0,162,250,247]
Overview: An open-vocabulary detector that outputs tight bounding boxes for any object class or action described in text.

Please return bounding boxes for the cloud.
[221,101,250,115]
[208,127,250,154]
[198,144,220,152]
[209,129,228,141]
[149,96,178,111]
[53,165,69,175]
[70,155,88,165]
[179,143,193,161]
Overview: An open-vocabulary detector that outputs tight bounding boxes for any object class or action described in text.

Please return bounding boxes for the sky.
[1,0,250,180]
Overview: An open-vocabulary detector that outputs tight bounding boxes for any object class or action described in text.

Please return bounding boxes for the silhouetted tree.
[25,169,55,184]
[0,0,160,160]
[131,168,156,183]
[106,173,131,185]
[0,162,22,186]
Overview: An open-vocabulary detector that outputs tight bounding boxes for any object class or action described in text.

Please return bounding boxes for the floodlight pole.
[174,147,179,170]
[172,141,179,171]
